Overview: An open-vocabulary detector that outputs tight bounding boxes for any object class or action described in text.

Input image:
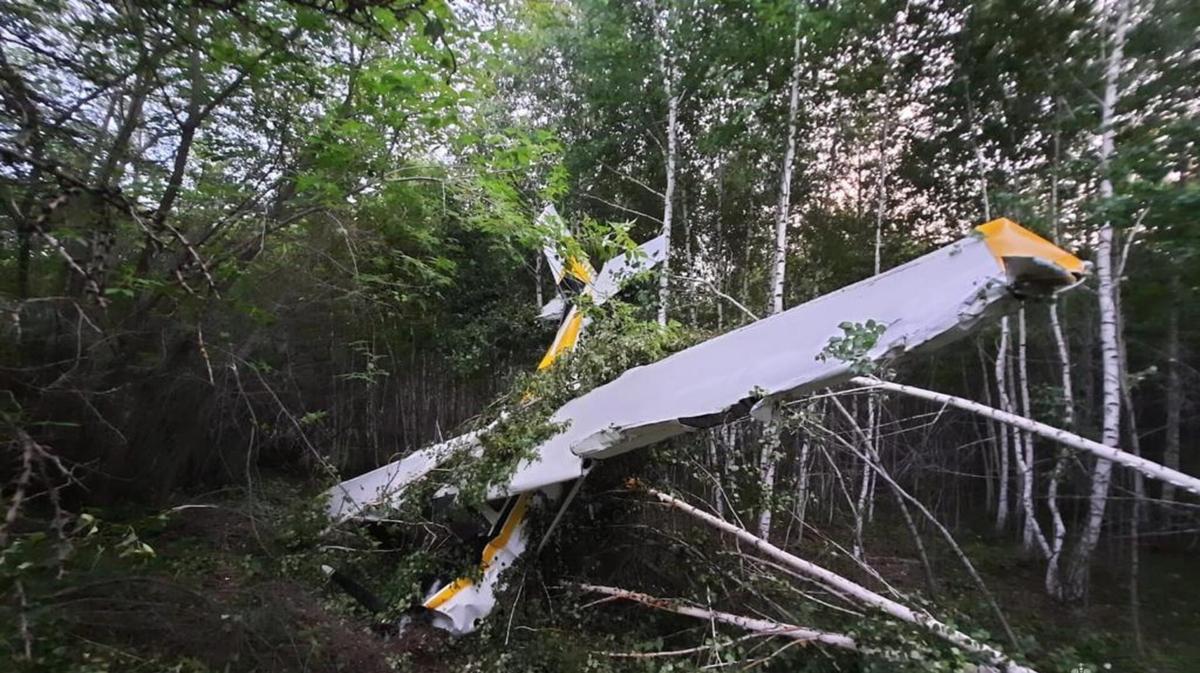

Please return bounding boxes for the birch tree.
[1063,0,1132,601]
[1045,130,1075,595]
[768,14,803,318]
[756,8,805,539]
[652,0,679,327]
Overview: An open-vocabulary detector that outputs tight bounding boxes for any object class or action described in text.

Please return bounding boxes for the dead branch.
[576,583,858,651]
[850,377,1200,497]
[809,404,1019,648]
[636,485,1036,673]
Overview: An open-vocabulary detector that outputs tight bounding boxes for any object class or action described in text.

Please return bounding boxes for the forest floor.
[11,476,1198,673]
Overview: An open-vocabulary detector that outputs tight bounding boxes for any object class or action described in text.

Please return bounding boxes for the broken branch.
[576,583,858,651]
[637,486,1035,673]
[850,376,1200,497]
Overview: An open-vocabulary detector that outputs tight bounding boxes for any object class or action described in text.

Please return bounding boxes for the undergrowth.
[4,304,1193,673]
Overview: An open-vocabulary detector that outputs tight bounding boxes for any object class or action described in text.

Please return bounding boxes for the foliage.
[445,299,702,508]
[2,0,1199,670]
[818,319,888,375]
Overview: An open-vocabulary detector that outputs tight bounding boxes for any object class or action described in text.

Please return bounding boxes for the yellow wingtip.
[976,218,1086,276]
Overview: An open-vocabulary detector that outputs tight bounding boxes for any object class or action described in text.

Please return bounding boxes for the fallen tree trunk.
[576,583,858,651]
[849,376,1200,498]
[639,485,1036,673]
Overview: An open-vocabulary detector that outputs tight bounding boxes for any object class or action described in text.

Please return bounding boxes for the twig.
[601,163,665,199]
[673,274,760,321]
[2,430,39,548]
[579,192,665,224]
[809,405,1019,649]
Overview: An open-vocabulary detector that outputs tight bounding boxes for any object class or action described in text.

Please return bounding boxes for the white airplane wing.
[322,218,1083,637]
[590,234,668,304]
[489,218,1085,496]
[537,295,567,322]
[326,429,485,522]
[327,218,1084,516]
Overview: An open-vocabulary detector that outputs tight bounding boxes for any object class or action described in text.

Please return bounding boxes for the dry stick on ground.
[848,377,1200,497]
[636,485,1036,673]
[576,583,858,652]
[806,409,1020,650]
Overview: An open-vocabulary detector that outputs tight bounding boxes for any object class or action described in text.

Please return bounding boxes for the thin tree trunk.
[965,79,990,223]
[1065,0,1130,602]
[682,186,696,325]
[865,398,879,523]
[793,435,812,541]
[653,2,677,327]
[978,344,999,512]
[757,16,803,535]
[852,404,871,560]
[577,584,859,651]
[849,377,1200,497]
[535,252,543,309]
[757,401,780,539]
[994,320,1013,532]
[1114,275,1146,650]
[1048,304,1075,430]
[769,20,802,317]
[714,157,726,330]
[1016,308,1050,558]
[708,432,724,517]
[1044,302,1074,595]
[1162,273,1182,503]
[1121,366,1146,652]
[1044,131,1075,595]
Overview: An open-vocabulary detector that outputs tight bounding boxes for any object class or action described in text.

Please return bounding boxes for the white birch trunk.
[577,584,859,651]
[1016,308,1050,557]
[535,252,543,309]
[849,377,1200,497]
[1044,133,1075,595]
[756,399,782,539]
[653,2,677,327]
[994,319,1013,531]
[852,409,870,560]
[1044,302,1073,596]
[769,25,802,317]
[978,345,999,512]
[714,158,726,330]
[794,436,812,540]
[758,19,803,535]
[865,397,878,523]
[682,189,697,325]
[1065,0,1130,602]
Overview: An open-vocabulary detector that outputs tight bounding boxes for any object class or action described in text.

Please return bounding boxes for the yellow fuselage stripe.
[566,256,594,284]
[423,493,532,610]
[425,246,595,614]
[537,307,584,371]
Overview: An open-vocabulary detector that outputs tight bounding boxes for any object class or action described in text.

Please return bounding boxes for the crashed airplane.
[324,214,1086,636]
